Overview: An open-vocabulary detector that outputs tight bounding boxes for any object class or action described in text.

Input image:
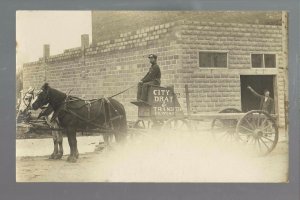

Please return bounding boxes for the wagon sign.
[135,86,184,119]
[151,88,183,116]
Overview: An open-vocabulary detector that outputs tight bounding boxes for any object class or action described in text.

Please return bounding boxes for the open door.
[240,75,276,112]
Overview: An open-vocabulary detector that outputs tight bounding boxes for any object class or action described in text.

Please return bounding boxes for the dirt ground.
[16,126,288,183]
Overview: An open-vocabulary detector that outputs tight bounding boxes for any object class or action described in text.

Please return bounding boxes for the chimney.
[43,44,50,61]
[81,34,89,50]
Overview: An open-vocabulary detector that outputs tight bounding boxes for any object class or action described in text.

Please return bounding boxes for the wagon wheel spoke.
[261,123,274,132]
[258,137,271,151]
[256,113,261,129]
[213,120,235,142]
[162,118,190,133]
[244,116,255,130]
[244,135,254,145]
[239,125,254,134]
[257,138,262,153]
[211,108,242,143]
[261,135,275,142]
[259,116,268,129]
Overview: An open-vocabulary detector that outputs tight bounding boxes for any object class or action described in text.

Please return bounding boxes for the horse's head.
[32,83,51,110]
[18,87,35,114]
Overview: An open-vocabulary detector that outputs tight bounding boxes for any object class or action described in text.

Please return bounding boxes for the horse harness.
[50,95,123,131]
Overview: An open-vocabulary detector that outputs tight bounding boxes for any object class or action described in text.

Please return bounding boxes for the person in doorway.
[137,54,161,102]
[247,86,275,114]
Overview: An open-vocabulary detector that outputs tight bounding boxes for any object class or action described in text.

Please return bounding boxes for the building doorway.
[240,75,276,112]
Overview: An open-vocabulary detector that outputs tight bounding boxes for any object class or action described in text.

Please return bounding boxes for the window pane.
[264,54,276,68]
[251,54,263,68]
[199,53,212,67]
[215,53,227,68]
[199,52,227,68]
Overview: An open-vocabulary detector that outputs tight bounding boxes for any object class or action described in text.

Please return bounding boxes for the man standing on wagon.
[137,54,161,102]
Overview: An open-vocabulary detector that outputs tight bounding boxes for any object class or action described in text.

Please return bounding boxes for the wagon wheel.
[211,108,242,142]
[129,119,159,139]
[162,117,191,133]
[133,119,158,129]
[133,119,147,129]
[235,110,278,155]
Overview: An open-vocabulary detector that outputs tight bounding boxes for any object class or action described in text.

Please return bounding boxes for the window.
[251,53,276,68]
[199,52,227,68]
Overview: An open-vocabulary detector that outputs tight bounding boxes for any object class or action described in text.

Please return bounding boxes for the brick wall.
[23,19,287,127]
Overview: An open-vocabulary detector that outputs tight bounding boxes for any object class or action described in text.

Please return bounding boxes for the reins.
[109,85,135,98]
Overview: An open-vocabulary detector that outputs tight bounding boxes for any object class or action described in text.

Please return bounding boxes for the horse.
[17,87,64,159]
[31,83,127,162]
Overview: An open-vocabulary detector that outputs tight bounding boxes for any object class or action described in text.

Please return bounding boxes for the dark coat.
[141,63,161,83]
[249,89,274,114]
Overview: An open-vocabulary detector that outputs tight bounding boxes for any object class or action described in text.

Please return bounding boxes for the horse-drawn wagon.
[130,84,279,155]
[17,83,279,159]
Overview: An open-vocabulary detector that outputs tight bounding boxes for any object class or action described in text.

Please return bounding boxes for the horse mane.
[41,83,65,99]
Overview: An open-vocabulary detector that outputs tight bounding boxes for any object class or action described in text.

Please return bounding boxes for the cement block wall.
[92,11,281,44]
[23,19,287,127]
[172,20,285,126]
[23,21,181,120]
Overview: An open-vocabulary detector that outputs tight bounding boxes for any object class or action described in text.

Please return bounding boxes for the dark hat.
[148,54,157,59]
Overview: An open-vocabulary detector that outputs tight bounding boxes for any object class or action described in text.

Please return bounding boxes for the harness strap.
[64,108,110,130]
[49,93,123,130]
[85,100,92,120]
[50,103,66,123]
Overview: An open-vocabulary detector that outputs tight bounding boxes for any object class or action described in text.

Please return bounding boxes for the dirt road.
[16,129,288,182]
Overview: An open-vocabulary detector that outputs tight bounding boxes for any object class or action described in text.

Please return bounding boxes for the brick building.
[22,11,288,127]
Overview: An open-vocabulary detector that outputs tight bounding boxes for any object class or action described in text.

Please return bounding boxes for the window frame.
[250,52,277,69]
[198,50,229,69]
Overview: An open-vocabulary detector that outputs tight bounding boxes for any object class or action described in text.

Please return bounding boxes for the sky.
[16,11,92,70]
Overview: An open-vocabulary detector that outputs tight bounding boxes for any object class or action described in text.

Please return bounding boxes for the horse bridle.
[22,91,34,109]
[38,88,51,107]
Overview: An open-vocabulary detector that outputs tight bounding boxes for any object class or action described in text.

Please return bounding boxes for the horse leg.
[56,131,64,159]
[74,133,79,159]
[49,130,58,159]
[103,134,109,146]
[51,121,63,159]
[66,129,74,162]
[67,128,77,163]
[114,118,127,143]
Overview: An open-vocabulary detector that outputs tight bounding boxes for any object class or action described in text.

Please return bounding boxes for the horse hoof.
[67,156,77,163]
[54,154,62,159]
[48,154,55,159]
